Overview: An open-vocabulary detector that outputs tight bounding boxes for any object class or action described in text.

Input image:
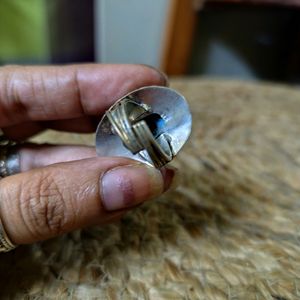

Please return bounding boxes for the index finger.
[0,64,167,128]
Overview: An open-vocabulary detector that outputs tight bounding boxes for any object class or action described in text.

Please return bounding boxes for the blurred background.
[1,0,300,83]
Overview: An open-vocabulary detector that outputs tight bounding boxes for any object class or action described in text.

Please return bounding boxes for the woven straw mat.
[1,79,300,300]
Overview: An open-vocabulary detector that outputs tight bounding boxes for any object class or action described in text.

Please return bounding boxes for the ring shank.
[0,218,16,252]
[0,128,19,252]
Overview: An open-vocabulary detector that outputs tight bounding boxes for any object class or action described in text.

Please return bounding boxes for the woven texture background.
[1,79,300,299]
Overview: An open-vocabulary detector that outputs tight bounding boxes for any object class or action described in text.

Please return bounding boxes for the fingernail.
[161,166,180,192]
[100,164,164,211]
[158,70,170,87]
[140,64,170,87]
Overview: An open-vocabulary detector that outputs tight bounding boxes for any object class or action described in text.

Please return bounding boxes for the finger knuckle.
[0,66,27,122]
[18,170,72,239]
[0,66,51,122]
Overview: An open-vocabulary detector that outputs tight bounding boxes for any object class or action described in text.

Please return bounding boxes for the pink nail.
[100,164,164,211]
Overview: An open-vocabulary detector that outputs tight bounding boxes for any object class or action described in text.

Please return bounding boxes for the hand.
[0,64,175,246]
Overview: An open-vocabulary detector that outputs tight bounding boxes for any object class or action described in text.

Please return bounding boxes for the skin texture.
[0,64,175,245]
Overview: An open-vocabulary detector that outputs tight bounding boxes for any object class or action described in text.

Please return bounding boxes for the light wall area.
[95,0,171,68]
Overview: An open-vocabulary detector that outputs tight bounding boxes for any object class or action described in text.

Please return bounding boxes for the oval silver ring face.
[95,86,192,168]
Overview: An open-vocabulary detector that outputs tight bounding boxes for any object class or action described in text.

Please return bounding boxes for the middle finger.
[18,143,96,172]
[3,116,100,140]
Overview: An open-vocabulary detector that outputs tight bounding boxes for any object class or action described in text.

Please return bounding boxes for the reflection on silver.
[95,86,192,168]
[0,132,20,179]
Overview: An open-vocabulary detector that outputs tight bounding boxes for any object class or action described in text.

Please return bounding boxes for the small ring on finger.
[0,129,21,178]
[0,129,19,252]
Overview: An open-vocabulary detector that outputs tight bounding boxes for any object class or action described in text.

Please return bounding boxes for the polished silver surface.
[95,86,192,168]
[0,146,20,178]
[0,131,20,178]
[5,147,20,176]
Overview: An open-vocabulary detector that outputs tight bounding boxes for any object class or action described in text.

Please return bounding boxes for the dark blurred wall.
[46,0,95,64]
[189,5,300,83]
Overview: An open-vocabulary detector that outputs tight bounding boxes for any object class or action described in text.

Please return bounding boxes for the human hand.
[0,64,175,247]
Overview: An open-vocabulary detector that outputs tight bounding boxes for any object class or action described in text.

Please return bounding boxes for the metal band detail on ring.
[106,98,173,168]
[132,120,173,168]
[0,218,16,252]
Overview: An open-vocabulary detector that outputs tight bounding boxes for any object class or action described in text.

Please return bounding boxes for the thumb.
[0,157,175,245]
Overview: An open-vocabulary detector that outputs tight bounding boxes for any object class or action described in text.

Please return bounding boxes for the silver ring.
[96,86,192,169]
[0,130,21,179]
[0,129,19,252]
